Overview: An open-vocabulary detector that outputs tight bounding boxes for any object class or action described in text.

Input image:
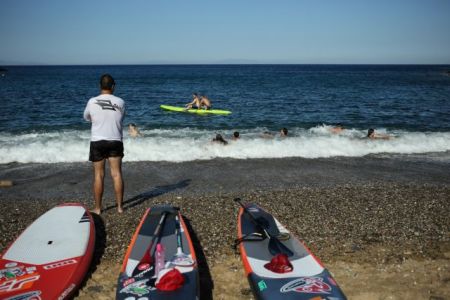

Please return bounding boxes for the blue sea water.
[0,65,449,163]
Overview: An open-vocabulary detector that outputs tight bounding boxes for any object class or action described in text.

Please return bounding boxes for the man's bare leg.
[109,156,124,213]
[92,159,106,215]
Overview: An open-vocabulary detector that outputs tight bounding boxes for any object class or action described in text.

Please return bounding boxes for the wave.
[1,126,450,164]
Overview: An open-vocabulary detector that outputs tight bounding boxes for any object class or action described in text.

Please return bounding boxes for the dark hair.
[193,93,198,97]
[336,123,343,128]
[129,123,136,127]
[367,128,375,137]
[100,74,115,91]
[233,131,239,138]
[213,134,228,145]
[282,128,288,135]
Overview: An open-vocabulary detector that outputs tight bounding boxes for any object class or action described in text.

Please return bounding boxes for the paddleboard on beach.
[0,203,95,299]
[160,104,232,115]
[236,201,347,300]
[117,205,199,300]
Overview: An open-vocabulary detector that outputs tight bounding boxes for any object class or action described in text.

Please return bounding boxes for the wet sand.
[1,156,449,299]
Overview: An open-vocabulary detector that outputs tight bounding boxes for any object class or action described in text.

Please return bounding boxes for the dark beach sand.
[1,156,449,299]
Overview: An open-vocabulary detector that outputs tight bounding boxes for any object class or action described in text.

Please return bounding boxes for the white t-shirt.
[83,94,125,142]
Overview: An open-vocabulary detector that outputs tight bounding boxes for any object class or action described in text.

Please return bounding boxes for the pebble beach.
[1,156,449,299]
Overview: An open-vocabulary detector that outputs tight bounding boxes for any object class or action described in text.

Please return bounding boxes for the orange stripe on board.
[237,207,253,275]
[180,213,198,263]
[120,208,151,272]
[298,239,325,268]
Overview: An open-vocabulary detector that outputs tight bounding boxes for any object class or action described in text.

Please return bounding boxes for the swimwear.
[89,140,124,162]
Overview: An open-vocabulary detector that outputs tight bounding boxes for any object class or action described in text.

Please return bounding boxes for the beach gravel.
[1,158,449,299]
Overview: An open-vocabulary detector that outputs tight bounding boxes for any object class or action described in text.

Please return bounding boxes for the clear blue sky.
[1,0,449,65]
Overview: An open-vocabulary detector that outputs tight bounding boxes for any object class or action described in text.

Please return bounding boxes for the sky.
[1,0,450,65]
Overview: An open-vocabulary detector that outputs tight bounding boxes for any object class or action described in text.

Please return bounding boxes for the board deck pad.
[160,104,232,115]
[116,205,199,300]
[0,203,95,300]
[237,203,347,300]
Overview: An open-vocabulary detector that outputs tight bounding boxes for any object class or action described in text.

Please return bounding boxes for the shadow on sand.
[183,215,214,300]
[75,212,107,297]
[103,179,191,212]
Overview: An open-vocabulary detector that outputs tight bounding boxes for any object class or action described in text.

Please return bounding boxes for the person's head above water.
[367,128,375,138]
[329,123,345,134]
[281,128,288,136]
[128,123,141,137]
[233,131,240,139]
[213,134,228,145]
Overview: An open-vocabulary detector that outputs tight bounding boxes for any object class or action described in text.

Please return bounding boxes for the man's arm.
[83,102,91,122]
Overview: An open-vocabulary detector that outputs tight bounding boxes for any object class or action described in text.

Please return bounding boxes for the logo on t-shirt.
[95,99,123,112]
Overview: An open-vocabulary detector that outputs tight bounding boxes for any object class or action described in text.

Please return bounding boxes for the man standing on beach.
[83,74,125,214]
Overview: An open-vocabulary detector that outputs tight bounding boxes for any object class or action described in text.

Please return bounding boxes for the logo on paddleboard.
[0,274,40,294]
[248,207,259,213]
[1,264,39,295]
[135,264,153,278]
[120,279,154,297]
[4,290,42,300]
[58,283,76,300]
[138,263,150,271]
[257,280,267,291]
[280,277,331,294]
[43,259,77,270]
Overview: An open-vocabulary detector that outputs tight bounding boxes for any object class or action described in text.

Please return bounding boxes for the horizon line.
[2,63,450,67]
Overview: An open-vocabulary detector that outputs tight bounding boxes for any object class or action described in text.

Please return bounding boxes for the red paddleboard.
[0,203,95,300]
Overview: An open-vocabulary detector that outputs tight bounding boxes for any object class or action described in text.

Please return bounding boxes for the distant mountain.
[214,59,260,64]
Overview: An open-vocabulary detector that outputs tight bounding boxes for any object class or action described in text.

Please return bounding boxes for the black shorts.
[89,140,124,162]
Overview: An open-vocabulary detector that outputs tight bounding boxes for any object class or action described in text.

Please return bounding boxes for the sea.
[0,64,449,164]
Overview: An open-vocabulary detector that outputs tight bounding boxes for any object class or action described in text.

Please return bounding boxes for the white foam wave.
[1,126,449,164]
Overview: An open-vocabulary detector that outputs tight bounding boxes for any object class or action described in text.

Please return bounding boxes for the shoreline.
[1,157,449,299]
[1,155,449,201]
